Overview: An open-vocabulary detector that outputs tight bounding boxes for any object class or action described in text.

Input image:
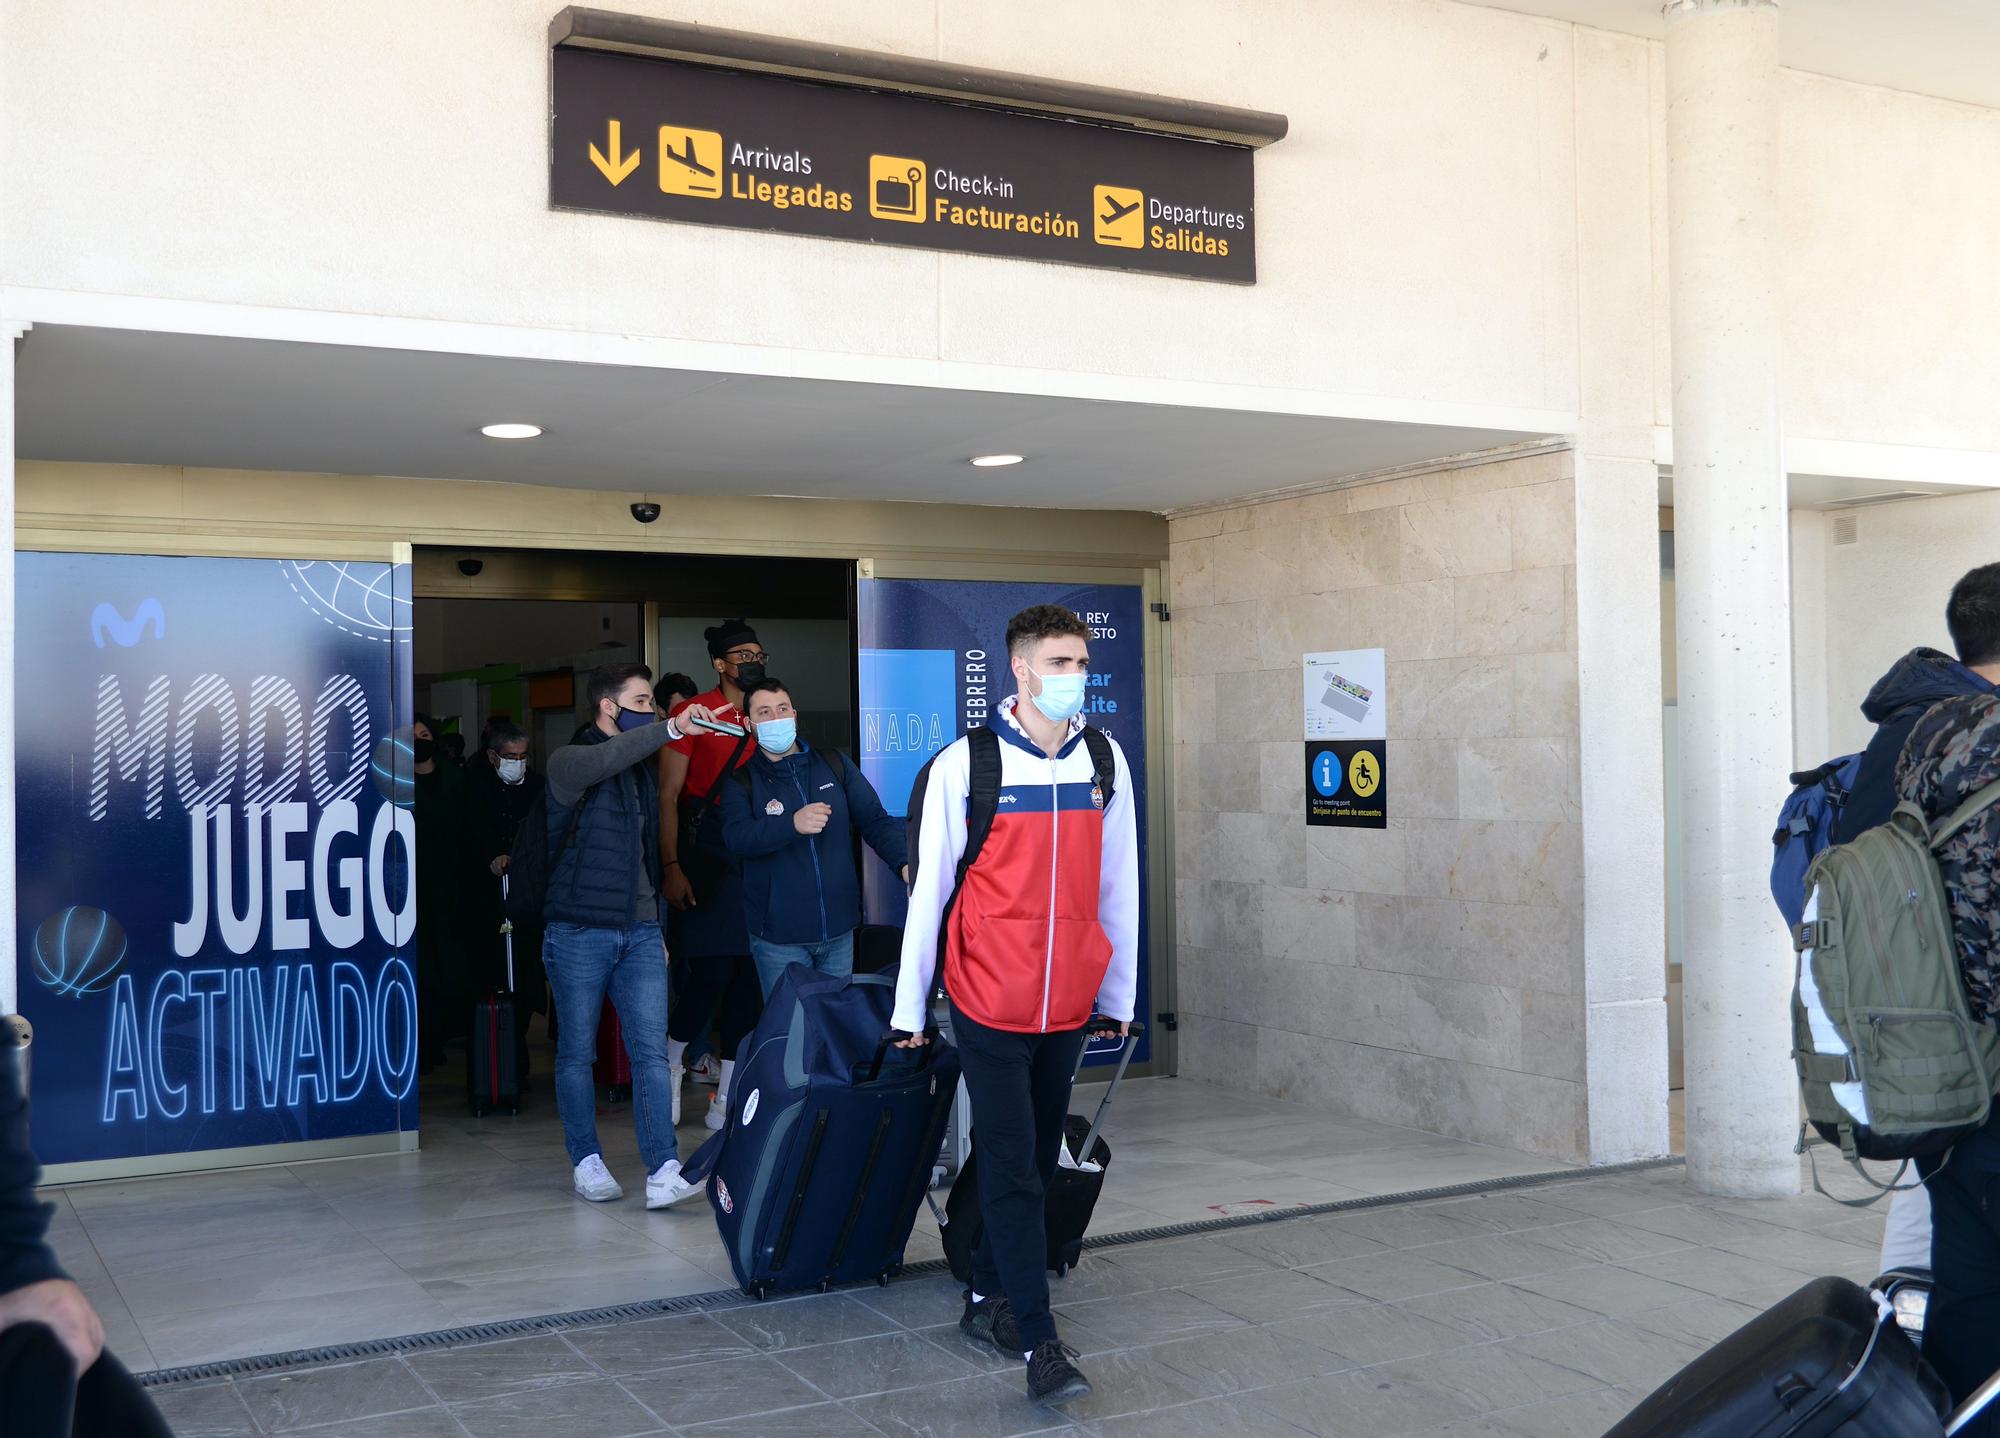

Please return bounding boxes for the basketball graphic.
[371,733,417,808]
[279,560,411,644]
[31,906,128,998]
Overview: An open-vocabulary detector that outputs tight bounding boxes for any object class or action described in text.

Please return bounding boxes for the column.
[1664,0,1798,1197]
[0,324,19,1017]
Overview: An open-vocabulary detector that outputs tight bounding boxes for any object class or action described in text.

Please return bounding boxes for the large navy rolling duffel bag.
[694,964,959,1299]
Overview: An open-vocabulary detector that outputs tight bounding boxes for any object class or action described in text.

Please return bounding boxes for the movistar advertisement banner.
[856,578,1151,1065]
[16,553,417,1166]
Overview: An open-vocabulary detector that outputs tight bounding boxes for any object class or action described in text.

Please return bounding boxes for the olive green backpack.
[1791,782,2000,1201]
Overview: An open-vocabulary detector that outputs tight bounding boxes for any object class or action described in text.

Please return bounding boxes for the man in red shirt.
[660,620,765,1130]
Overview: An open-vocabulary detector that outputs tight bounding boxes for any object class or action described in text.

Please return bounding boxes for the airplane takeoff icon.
[1100,193,1140,227]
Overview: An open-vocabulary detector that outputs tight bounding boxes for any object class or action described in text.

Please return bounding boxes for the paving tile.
[1212,1217,1392,1269]
[1181,1266,1371,1323]
[405,1334,597,1402]
[1096,1234,1277,1289]
[682,1401,883,1436]
[846,1371,1076,1437]
[451,1378,663,1437]
[774,1330,982,1399]
[1319,1205,1499,1250]
[1275,1303,1470,1368]
[237,1358,437,1433]
[282,1413,471,1438]
[1706,1224,1885,1278]
[1370,1337,1606,1412]
[1092,1393,1317,1437]
[1397,1281,1598,1342]
[1617,1248,1821,1308]
[1406,1229,1589,1282]
[1476,1386,1645,1436]
[1606,1202,1795,1248]
[1303,1248,1490,1302]
[1527,1218,1698,1266]
[914,1321,1025,1374]
[1250,1366,1479,1437]
[1028,1342,1216,1423]
[1509,1264,1708,1319]
[144,1380,260,1437]
[139,1283,455,1371]
[1620,1293,1764,1348]
[1419,1194,1599,1233]
[850,1273,967,1332]
[564,1312,758,1375]
[1507,1319,1709,1391]
[1150,1321,1356,1394]
[617,1353,825,1427]
[1054,1288,1249,1348]
[714,1293,903,1351]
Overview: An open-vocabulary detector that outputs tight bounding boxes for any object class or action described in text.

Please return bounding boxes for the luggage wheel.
[1054,1263,1069,1279]
[749,1282,771,1302]
[817,1281,831,1294]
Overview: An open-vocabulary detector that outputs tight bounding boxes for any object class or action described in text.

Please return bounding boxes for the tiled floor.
[137,1157,1892,1438]
[43,1040,1572,1374]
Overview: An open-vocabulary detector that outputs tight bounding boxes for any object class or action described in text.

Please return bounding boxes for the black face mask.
[413,738,436,764]
[733,661,767,688]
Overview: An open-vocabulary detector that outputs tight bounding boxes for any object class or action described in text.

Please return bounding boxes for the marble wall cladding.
[1168,451,1588,1163]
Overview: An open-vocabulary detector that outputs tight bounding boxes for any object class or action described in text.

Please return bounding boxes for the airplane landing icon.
[659,126,724,198]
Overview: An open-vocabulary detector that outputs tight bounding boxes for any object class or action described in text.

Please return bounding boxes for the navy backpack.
[1769,754,1865,931]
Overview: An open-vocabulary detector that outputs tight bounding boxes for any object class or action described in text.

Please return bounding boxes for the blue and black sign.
[1306,740,1387,829]
[16,552,416,1167]
[856,577,1151,1064]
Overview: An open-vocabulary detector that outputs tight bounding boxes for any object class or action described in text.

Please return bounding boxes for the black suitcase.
[469,890,521,1117]
[940,1023,1141,1284]
[1604,1275,1957,1437]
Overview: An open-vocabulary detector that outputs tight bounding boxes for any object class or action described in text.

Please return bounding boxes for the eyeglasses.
[725,649,770,664]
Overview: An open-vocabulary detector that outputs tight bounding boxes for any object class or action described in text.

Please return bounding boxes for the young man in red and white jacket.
[892,604,1138,1408]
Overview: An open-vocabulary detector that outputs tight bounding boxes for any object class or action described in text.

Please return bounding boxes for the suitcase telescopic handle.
[871,1029,936,1083]
[1075,1021,1145,1165]
[1948,1367,2000,1434]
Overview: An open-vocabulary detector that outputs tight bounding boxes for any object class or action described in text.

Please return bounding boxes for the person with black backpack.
[719,677,908,997]
[890,604,1137,1409]
[540,663,718,1211]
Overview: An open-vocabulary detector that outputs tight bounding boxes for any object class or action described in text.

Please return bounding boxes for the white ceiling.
[1468,0,2000,111]
[12,326,1545,513]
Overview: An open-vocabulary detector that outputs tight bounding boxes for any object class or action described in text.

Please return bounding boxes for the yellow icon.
[869,155,927,223]
[659,126,724,199]
[1348,749,1381,799]
[588,119,643,187]
[1093,184,1145,248]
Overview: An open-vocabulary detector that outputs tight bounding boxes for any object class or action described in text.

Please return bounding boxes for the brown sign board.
[551,47,1258,283]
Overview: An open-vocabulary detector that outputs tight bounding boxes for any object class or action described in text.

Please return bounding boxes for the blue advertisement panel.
[16,553,418,1166]
[856,578,1151,1065]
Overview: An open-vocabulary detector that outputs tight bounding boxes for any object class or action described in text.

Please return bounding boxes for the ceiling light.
[969,453,1024,467]
[480,422,543,440]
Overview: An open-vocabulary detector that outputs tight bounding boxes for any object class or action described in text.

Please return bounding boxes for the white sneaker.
[689,1053,723,1086]
[705,1094,728,1132]
[646,1158,706,1210]
[670,1065,684,1126]
[573,1154,623,1203]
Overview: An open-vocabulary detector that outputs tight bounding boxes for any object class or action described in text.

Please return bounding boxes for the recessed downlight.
[969,453,1024,467]
[480,422,544,440]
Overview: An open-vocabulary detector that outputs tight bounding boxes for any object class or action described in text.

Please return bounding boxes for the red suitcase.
[594,998,633,1103]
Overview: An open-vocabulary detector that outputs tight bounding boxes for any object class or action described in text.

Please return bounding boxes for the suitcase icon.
[869,156,926,223]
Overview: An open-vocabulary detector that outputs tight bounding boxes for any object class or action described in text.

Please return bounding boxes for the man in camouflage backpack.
[1900,692,2000,1425]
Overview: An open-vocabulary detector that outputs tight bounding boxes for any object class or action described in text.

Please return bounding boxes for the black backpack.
[728,744,846,796]
[905,724,1116,927]
[503,781,597,923]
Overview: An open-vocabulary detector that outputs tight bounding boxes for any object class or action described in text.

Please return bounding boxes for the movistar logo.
[90,599,166,649]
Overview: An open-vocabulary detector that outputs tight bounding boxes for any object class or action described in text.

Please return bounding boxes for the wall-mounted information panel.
[551,46,1258,283]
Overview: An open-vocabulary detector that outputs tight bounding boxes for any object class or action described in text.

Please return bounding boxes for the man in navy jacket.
[721,678,908,996]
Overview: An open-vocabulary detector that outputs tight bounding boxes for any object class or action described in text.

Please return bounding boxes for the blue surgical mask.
[755,717,797,755]
[1029,669,1088,723]
[497,757,528,785]
[615,707,655,732]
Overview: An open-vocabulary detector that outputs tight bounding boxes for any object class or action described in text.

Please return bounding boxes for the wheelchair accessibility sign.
[1306,740,1386,829]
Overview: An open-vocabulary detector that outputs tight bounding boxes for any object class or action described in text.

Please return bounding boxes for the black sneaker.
[959,1293,1022,1354]
[1025,1339,1092,1406]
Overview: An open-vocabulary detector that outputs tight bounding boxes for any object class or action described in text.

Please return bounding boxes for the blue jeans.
[750,931,855,999]
[544,920,676,1174]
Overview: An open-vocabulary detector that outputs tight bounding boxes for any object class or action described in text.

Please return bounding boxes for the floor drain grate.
[137,1154,1683,1389]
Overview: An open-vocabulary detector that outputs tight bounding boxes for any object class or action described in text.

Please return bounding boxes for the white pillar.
[0,324,19,1016]
[1664,0,1798,1197]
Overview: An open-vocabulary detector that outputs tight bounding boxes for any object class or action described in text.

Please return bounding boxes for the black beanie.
[705,619,758,658]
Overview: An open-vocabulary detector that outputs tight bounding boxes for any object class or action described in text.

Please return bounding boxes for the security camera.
[630,502,662,524]
[457,558,484,577]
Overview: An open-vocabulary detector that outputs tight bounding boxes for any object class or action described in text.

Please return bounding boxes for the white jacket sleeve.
[892,739,970,1033]
[1093,739,1141,1024]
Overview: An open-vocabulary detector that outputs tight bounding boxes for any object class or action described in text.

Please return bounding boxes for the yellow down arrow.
[589,119,642,186]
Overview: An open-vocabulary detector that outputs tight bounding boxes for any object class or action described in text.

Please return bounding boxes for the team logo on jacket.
[1090,785,1105,809]
[765,798,784,816]
[716,1177,734,1214]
